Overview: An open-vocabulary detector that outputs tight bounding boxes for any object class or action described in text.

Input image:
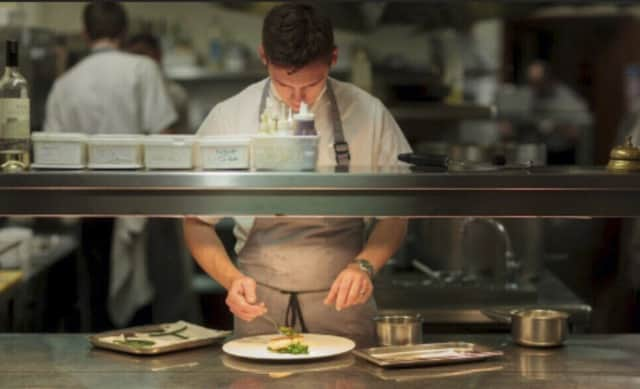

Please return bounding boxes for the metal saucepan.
[484,309,569,347]
[373,314,423,346]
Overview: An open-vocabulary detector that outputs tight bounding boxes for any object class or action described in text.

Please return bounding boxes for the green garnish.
[269,341,309,355]
[278,326,297,337]
[113,339,156,349]
[148,325,189,339]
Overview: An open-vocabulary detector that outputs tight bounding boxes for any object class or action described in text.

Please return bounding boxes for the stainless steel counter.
[2,167,640,216]
[1,334,639,388]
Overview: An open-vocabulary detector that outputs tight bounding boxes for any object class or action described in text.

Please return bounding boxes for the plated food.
[222,333,355,360]
[267,334,309,354]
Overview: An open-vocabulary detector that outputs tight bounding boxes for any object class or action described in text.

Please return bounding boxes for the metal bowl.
[373,314,423,346]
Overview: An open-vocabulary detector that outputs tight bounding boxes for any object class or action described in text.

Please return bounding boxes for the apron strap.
[325,81,351,171]
[258,78,351,170]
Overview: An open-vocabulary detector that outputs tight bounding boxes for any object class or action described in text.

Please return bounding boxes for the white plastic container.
[31,132,87,169]
[197,136,250,170]
[87,134,143,169]
[251,135,319,171]
[144,135,195,170]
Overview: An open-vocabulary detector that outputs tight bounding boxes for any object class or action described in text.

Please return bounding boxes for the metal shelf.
[2,167,640,217]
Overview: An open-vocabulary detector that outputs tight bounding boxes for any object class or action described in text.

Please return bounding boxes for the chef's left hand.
[324,264,372,311]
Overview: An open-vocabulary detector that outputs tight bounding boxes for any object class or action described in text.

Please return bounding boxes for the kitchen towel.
[108,217,154,327]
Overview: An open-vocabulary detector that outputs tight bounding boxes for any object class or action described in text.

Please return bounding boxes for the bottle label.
[0,98,30,138]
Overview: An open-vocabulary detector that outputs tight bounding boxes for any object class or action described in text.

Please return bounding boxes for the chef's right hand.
[226,276,267,321]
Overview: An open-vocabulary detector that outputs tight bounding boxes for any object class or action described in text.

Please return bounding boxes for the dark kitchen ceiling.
[220,2,543,32]
[220,1,633,32]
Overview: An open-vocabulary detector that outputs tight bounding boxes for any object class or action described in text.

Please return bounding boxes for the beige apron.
[233,80,377,347]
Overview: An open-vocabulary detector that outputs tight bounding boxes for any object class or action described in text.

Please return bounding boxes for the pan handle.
[482,309,512,324]
[398,152,449,168]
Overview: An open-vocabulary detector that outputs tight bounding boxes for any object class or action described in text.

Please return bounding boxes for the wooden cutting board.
[0,270,22,293]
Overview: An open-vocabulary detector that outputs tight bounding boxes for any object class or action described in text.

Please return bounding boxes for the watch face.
[357,259,373,277]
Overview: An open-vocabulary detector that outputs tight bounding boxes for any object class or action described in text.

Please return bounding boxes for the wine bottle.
[0,40,30,172]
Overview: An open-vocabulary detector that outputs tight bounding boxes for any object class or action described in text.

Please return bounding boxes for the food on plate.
[267,334,309,354]
[278,326,297,337]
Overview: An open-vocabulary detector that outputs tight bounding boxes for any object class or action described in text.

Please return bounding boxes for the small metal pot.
[486,309,569,347]
[373,314,423,346]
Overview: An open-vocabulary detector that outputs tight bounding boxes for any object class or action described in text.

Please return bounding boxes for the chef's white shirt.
[44,50,177,135]
[197,77,412,253]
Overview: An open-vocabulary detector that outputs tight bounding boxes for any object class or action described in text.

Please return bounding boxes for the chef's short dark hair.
[262,3,335,70]
[83,1,128,41]
[126,33,160,54]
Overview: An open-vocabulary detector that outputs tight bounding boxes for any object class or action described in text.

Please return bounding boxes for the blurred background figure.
[497,60,592,165]
[125,33,192,134]
[43,1,178,331]
[124,32,201,325]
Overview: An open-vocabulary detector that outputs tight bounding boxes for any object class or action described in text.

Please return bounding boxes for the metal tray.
[353,342,503,368]
[88,321,231,356]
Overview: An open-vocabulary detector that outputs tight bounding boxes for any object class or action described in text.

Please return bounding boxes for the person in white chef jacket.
[184,3,411,347]
[44,1,178,330]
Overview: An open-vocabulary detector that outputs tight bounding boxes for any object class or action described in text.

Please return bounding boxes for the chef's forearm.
[183,218,243,290]
[356,218,408,273]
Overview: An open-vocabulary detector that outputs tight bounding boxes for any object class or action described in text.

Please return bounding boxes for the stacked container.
[144,135,195,170]
[87,134,144,169]
[251,135,319,171]
[197,136,250,170]
[31,132,88,169]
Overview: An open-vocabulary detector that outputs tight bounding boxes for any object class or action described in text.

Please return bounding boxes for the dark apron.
[233,79,376,347]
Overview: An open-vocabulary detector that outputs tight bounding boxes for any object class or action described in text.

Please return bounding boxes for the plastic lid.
[32,132,88,141]
[144,135,195,145]
[197,135,250,145]
[293,102,314,121]
[89,134,144,143]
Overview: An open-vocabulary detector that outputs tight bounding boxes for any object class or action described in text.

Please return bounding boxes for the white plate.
[222,333,355,361]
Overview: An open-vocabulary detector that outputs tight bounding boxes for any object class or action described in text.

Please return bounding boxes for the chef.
[184,3,411,347]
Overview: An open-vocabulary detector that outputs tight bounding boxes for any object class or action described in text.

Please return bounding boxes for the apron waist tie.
[256,281,328,334]
[284,292,307,333]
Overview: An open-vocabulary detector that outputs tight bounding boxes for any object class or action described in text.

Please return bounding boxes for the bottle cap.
[6,40,18,67]
[293,102,314,121]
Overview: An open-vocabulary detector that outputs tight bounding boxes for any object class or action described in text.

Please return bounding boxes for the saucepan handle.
[482,309,513,324]
[398,152,449,168]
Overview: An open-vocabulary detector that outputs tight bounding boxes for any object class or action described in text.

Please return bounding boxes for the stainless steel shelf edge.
[2,167,640,217]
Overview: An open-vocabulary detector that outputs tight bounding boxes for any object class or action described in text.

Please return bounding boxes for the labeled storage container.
[31,132,87,169]
[144,135,195,170]
[251,135,319,171]
[197,136,250,170]
[88,134,143,169]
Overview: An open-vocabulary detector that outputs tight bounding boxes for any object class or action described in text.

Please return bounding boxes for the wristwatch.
[352,259,375,279]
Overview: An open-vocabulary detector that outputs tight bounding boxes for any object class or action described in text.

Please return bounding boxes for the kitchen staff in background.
[125,33,192,134]
[44,1,178,330]
[123,32,202,325]
[184,3,411,347]
[499,60,592,165]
